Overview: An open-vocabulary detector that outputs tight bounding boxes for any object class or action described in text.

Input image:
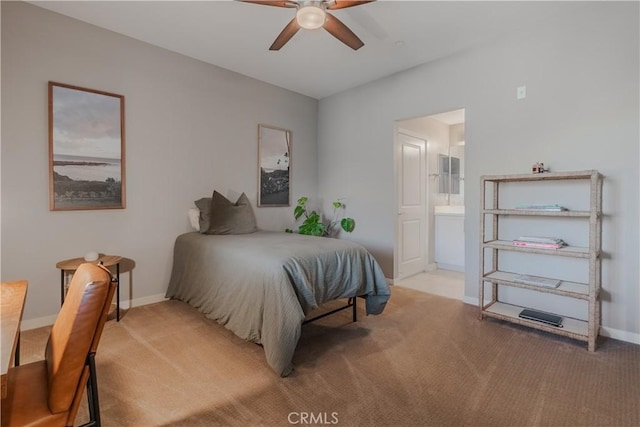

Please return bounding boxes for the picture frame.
[258,124,291,207]
[49,82,125,211]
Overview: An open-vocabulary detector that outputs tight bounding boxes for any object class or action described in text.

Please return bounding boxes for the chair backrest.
[44,263,115,414]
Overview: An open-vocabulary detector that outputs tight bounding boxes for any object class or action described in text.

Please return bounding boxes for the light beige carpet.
[18,286,640,426]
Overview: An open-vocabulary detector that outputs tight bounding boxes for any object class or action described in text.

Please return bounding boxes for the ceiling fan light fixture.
[296,5,326,29]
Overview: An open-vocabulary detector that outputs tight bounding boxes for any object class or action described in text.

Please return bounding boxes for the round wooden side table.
[56,255,122,321]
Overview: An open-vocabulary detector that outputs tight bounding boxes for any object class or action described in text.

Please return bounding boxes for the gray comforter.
[165,231,390,376]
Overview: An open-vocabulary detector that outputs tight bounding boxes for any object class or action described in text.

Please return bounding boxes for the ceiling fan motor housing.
[296,1,327,29]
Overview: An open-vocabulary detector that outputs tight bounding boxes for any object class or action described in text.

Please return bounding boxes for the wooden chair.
[1,263,117,427]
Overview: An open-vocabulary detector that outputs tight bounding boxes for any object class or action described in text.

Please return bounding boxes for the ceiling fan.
[240,0,375,51]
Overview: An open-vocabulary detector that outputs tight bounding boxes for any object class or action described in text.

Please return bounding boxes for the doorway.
[394,109,466,284]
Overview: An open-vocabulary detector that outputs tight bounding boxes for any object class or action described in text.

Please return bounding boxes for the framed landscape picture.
[258,124,291,207]
[49,82,125,211]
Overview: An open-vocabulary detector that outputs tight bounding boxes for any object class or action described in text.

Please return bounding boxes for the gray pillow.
[205,191,258,235]
[194,197,211,233]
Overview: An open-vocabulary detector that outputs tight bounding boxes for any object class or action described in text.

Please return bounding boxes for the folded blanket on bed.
[166,231,391,376]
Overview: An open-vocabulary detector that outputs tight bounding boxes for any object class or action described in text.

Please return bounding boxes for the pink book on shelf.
[512,240,563,249]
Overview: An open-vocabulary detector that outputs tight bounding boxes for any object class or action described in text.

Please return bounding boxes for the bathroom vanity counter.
[435,206,465,270]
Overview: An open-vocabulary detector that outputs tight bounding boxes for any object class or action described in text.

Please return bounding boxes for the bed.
[165,231,391,376]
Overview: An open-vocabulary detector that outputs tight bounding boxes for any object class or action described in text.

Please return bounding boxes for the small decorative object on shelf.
[479,170,602,351]
[532,162,548,173]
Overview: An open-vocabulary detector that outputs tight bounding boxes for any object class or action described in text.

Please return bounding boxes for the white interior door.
[395,129,427,279]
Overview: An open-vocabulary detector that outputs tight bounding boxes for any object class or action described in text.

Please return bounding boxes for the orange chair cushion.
[0,361,68,427]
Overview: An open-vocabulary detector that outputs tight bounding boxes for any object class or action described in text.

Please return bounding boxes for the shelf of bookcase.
[482,270,591,300]
[483,209,593,217]
[482,240,592,258]
[482,301,589,341]
[481,170,598,182]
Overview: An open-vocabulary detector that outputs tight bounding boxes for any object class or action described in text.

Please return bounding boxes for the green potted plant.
[286,197,355,237]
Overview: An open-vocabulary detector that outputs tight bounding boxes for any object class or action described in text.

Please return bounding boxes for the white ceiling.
[427,109,464,125]
[30,1,587,99]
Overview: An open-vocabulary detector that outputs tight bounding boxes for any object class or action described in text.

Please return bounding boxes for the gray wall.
[1,2,318,324]
[318,3,639,339]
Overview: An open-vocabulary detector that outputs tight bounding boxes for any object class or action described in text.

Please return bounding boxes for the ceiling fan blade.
[239,1,297,7]
[323,13,364,50]
[270,18,301,50]
[327,1,375,10]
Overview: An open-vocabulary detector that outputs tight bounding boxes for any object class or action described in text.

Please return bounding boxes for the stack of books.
[514,274,561,288]
[514,204,567,212]
[512,236,566,249]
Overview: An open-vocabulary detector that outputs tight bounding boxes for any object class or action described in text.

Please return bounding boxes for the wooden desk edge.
[1,280,28,399]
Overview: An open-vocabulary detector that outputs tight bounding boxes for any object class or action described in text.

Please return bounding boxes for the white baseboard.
[436,262,465,272]
[21,315,58,331]
[21,293,168,331]
[463,296,481,306]
[600,326,640,345]
[118,293,168,310]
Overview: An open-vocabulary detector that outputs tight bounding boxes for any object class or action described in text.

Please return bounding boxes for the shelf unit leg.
[479,280,485,319]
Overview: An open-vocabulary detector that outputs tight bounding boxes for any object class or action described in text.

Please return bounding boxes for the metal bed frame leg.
[303,296,359,325]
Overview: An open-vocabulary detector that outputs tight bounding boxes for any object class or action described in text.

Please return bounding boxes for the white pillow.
[188,208,201,231]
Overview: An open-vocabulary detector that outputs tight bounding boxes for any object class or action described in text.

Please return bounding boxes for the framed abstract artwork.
[258,124,291,207]
[49,81,125,211]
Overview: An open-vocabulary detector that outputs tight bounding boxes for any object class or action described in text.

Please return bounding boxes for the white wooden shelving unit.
[479,170,602,351]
